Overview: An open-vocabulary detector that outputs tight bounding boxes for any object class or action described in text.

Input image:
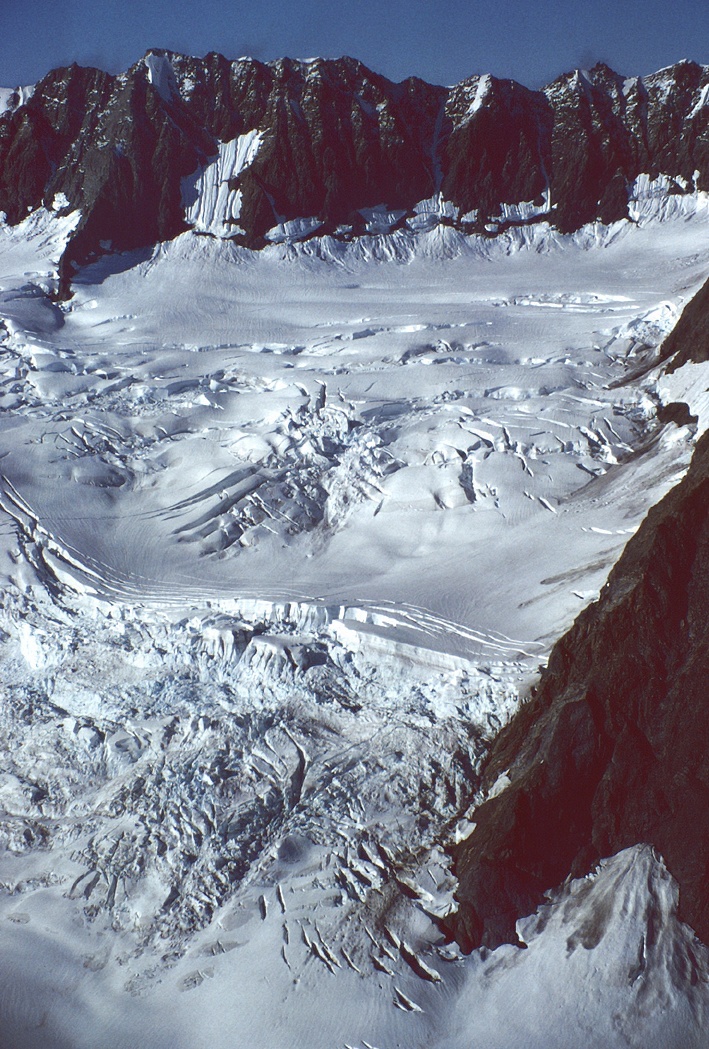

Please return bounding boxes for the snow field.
[0,202,708,1046]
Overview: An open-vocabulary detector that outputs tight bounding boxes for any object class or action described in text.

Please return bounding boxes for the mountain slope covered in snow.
[0,51,708,290]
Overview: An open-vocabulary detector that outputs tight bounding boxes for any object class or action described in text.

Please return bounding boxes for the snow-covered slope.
[0,151,708,1046]
[2,210,707,656]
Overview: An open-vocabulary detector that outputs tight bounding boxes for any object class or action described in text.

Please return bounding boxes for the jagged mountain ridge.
[446,274,709,953]
[0,50,708,289]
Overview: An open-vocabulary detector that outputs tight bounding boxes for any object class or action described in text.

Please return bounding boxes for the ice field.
[0,196,709,1047]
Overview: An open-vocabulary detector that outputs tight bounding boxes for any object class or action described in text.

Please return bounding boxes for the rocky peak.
[442,74,551,220]
[0,52,707,291]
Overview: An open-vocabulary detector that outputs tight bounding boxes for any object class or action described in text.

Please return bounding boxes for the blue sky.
[3,0,709,88]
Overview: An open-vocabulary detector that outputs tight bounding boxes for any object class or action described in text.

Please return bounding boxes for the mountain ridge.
[0,50,707,293]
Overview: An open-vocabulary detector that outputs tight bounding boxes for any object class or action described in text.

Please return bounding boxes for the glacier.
[0,181,708,1048]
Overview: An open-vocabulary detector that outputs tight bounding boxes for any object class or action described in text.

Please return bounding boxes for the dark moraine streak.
[446,276,709,952]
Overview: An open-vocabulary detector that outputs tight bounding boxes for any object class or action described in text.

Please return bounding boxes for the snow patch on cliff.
[144,52,179,102]
[184,131,264,238]
[629,173,709,224]
[0,84,35,115]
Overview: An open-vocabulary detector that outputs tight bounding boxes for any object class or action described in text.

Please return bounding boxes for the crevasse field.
[1,185,709,1048]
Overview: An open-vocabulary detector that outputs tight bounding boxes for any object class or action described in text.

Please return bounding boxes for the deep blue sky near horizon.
[2,0,708,89]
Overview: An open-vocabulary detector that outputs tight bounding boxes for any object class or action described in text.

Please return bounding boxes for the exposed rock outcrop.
[0,51,707,287]
[447,277,709,952]
[661,276,709,371]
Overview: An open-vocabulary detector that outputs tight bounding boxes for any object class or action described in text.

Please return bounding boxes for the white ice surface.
[0,205,708,1047]
[408,195,460,233]
[629,173,709,223]
[358,205,408,235]
[184,131,264,237]
[143,52,179,102]
[657,360,709,434]
[489,189,552,226]
[0,83,35,115]
[266,215,326,243]
[1,210,706,658]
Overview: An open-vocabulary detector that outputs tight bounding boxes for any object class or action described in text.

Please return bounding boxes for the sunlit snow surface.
[1,205,709,1048]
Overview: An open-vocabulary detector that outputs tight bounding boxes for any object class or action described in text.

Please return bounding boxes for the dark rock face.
[544,66,639,230]
[442,75,553,222]
[0,52,707,281]
[168,53,447,243]
[446,279,709,952]
[0,51,446,275]
[660,277,709,371]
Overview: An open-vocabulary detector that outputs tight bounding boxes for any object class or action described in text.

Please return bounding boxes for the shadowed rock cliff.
[0,52,707,286]
[446,277,709,952]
